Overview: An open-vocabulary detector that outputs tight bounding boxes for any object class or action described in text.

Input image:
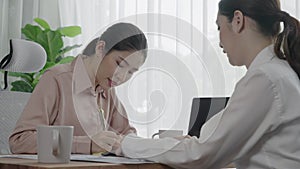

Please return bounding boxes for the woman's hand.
[91,131,122,153]
[110,134,124,156]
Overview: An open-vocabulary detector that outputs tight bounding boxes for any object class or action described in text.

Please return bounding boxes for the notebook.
[188,97,229,137]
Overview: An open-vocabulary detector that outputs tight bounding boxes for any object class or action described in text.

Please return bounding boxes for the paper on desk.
[0,154,37,160]
[71,154,153,164]
[0,154,152,164]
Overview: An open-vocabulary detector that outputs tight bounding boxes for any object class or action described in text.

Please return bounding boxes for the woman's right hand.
[91,131,122,153]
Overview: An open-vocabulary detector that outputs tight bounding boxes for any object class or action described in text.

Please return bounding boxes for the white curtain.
[0,0,25,88]
[0,0,23,59]
[2,0,300,138]
[0,0,61,58]
[0,0,60,88]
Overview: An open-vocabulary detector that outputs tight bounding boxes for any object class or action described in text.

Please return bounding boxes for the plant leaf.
[21,24,43,41]
[36,30,63,62]
[34,18,51,30]
[11,80,33,93]
[8,72,34,83]
[58,26,81,37]
[15,18,82,93]
[58,56,75,64]
[31,61,56,88]
[47,31,64,61]
[35,62,56,77]
[31,73,42,89]
[56,44,82,58]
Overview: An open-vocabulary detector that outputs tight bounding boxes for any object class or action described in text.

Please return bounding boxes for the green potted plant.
[9,18,81,92]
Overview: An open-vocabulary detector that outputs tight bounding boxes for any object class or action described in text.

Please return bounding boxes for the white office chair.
[0,39,46,154]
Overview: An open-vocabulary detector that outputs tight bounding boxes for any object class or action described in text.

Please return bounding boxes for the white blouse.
[121,45,300,169]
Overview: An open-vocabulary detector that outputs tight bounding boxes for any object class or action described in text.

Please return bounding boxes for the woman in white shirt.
[112,0,300,168]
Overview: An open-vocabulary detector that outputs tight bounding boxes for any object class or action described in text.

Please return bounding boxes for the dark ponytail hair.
[219,0,300,79]
[82,22,148,59]
[274,11,300,79]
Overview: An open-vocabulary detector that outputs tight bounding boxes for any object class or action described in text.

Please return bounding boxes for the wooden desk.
[0,157,172,169]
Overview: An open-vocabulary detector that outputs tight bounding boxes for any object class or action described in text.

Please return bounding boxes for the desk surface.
[0,157,172,169]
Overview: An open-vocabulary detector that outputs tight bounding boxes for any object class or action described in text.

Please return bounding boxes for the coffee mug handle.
[152,132,159,139]
[52,129,59,155]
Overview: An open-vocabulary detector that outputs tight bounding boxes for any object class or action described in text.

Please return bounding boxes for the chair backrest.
[0,38,47,90]
[0,39,46,154]
[0,91,31,154]
[0,39,46,73]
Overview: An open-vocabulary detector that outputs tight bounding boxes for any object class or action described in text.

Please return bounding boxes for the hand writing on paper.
[91,131,122,153]
[109,134,125,156]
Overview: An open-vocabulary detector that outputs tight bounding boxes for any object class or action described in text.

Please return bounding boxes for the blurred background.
[1,0,299,138]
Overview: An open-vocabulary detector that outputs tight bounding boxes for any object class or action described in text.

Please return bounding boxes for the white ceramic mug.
[152,129,183,139]
[37,125,74,163]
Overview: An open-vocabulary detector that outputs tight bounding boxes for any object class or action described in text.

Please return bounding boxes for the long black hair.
[82,22,148,59]
[219,0,300,79]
